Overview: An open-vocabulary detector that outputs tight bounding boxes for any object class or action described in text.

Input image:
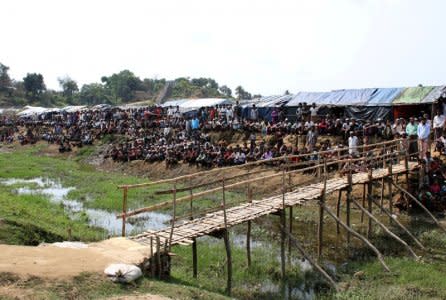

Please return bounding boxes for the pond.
[0,177,170,236]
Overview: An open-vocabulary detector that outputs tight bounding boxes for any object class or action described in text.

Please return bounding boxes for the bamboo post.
[361,184,366,223]
[321,203,390,272]
[367,169,373,238]
[168,181,177,252]
[150,237,155,277]
[388,160,394,215]
[121,187,128,237]
[317,154,321,178]
[288,207,293,263]
[393,182,446,233]
[280,167,286,278]
[156,236,161,279]
[279,223,339,291]
[189,179,198,278]
[336,189,342,234]
[247,169,252,268]
[317,159,327,261]
[404,153,410,190]
[352,197,418,259]
[222,177,232,296]
[346,160,352,246]
[371,196,425,250]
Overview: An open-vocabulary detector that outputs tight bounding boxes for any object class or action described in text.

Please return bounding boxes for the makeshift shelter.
[344,88,403,120]
[392,86,435,119]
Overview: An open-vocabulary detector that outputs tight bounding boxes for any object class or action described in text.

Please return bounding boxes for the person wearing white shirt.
[417,117,431,159]
[433,110,445,140]
[348,131,359,156]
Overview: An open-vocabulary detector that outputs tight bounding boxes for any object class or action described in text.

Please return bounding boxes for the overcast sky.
[2,0,445,95]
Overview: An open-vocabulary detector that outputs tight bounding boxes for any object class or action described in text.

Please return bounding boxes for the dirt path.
[0,238,150,279]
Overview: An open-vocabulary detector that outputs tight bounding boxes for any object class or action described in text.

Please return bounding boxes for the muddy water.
[1,178,170,236]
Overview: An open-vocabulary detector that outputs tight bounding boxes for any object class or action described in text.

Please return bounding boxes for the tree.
[219,85,232,97]
[58,76,79,97]
[235,86,252,100]
[0,63,12,92]
[23,73,46,98]
[79,83,112,105]
[101,70,142,102]
[284,90,290,95]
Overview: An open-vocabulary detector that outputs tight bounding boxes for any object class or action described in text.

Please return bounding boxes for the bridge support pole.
[388,162,393,216]
[222,178,232,296]
[192,239,197,278]
[280,167,286,279]
[346,162,352,247]
[321,203,390,272]
[361,184,366,223]
[367,169,373,239]
[336,189,342,235]
[121,187,128,237]
[246,182,252,268]
[288,206,293,265]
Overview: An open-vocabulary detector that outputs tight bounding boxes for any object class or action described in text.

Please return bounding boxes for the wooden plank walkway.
[130,161,417,247]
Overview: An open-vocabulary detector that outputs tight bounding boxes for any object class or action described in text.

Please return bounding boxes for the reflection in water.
[1,177,170,235]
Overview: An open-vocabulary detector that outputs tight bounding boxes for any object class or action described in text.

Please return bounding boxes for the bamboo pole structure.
[370,196,425,250]
[246,169,252,268]
[317,160,327,261]
[189,178,198,279]
[321,203,390,272]
[336,189,342,235]
[346,160,352,246]
[280,167,286,278]
[388,160,394,215]
[150,237,155,277]
[367,169,373,238]
[393,183,446,233]
[156,236,161,279]
[351,197,418,259]
[121,187,128,237]
[361,184,366,223]
[168,181,177,252]
[278,223,339,292]
[221,177,232,296]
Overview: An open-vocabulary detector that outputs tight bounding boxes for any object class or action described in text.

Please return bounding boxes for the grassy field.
[2,143,446,299]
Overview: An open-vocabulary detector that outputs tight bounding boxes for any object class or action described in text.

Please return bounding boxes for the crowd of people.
[1,102,445,169]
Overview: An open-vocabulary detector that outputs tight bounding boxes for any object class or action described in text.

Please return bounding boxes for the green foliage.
[101,70,142,103]
[235,85,252,100]
[79,83,112,105]
[23,72,46,98]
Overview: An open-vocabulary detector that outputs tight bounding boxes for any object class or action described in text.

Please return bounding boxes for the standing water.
[0,177,170,236]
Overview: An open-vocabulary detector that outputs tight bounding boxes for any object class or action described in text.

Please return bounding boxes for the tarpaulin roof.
[286,92,331,106]
[256,95,293,107]
[333,88,377,106]
[160,99,188,107]
[420,85,446,104]
[392,86,435,105]
[175,98,233,112]
[17,106,50,116]
[365,88,404,106]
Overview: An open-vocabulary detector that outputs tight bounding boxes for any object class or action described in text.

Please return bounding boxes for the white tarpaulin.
[177,98,233,112]
[17,106,49,116]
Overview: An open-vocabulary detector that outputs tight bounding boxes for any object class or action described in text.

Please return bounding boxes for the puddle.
[257,279,316,300]
[0,177,170,236]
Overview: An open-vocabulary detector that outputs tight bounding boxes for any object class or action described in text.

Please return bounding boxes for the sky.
[1,0,446,95]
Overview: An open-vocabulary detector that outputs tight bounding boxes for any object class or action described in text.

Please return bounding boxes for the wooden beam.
[121,187,128,237]
[367,169,373,238]
[393,182,446,233]
[370,196,425,250]
[351,197,418,259]
[321,203,390,272]
[192,238,197,278]
[336,189,342,235]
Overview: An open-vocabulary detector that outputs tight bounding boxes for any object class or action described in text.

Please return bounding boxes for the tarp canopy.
[333,88,377,106]
[365,88,404,106]
[255,95,293,107]
[176,98,233,112]
[61,105,87,113]
[421,85,446,104]
[286,92,331,106]
[392,86,435,105]
[160,99,188,107]
[17,106,50,116]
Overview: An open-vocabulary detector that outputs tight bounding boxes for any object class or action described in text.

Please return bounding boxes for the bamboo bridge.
[116,139,443,294]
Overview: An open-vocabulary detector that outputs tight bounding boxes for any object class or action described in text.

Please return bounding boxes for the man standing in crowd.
[417,117,431,159]
[348,131,359,156]
[406,117,418,158]
[250,104,259,121]
[433,110,445,141]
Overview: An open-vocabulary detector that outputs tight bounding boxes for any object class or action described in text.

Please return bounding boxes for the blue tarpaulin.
[366,88,404,106]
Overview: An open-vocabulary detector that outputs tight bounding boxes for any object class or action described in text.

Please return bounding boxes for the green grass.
[0,272,230,300]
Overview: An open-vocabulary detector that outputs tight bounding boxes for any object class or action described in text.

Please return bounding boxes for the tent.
[17,106,50,117]
[175,98,233,113]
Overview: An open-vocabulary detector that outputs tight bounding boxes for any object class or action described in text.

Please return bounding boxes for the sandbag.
[104,263,142,283]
